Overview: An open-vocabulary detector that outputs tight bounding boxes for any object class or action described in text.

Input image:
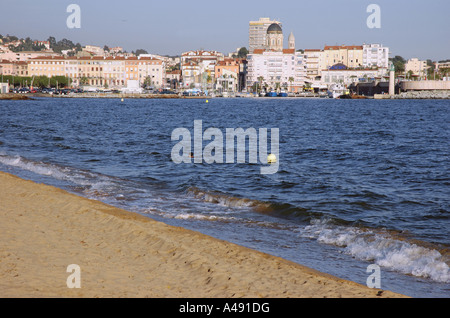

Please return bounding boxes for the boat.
[327,84,348,99]
[278,91,288,97]
[265,91,277,97]
[349,93,367,99]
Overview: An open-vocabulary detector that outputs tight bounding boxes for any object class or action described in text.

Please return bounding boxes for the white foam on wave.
[299,218,450,283]
[187,187,272,211]
[0,153,116,196]
[0,154,67,179]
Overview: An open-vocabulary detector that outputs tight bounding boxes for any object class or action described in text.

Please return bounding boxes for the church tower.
[288,31,295,50]
[266,23,283,52]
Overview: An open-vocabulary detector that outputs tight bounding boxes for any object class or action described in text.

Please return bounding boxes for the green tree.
[142,76,152,88]
[80,76,89,86]
[257,76,264,93]
[406,70,414,80]
[288,77,294,92]
[390,55,406,74]
[237,47,248,59]
[134,49,148,56]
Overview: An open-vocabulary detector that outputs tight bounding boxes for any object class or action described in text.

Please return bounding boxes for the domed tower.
[266,23,283,52]
[288,31,295,50]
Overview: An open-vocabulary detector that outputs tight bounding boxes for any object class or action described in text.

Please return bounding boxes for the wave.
[0,153,124,201]
[186,187,273,212]
[298,218,450,283]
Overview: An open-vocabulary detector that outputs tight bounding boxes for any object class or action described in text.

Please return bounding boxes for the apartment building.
[27,56,165,88]
[322,45,363,69]
[363,44,389,68]
[246,49,307,92]
[181,50,223,88]
[304,49,322,81]
[405,58,429,77]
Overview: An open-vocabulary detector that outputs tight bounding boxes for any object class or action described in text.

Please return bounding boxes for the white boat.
[327,84,348,99]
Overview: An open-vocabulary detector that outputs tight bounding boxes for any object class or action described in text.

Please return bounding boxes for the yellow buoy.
[206,99,209,103]
[267,153,277,164]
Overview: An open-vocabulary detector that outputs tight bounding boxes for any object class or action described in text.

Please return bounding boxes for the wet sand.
[0,172,407,298]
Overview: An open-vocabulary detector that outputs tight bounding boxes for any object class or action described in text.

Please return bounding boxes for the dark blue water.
[1,97,449,297]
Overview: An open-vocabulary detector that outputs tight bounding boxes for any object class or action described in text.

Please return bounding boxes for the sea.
[0,97,448,297]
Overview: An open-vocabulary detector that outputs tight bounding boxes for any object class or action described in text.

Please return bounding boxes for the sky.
[1,0,449,61]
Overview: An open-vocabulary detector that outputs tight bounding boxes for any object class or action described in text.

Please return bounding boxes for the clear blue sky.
[1,0,449,61]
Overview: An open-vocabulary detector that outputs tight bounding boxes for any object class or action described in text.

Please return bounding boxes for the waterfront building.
[247,22,306,92]
[247,49,306,93]
[102,57,126,87]
[27,55,164,89]
[28,56,70,78]
[166,70,182,89]
[215,58,241,93]
[321,66,387,86]
[77,56,104,87]
[0,60,29,77]
[135,57,165,89]
[322,45,363,69]
[181,61,201,88]
[304,49,323,81]
[405,58,429,78]
[0,60,14,76]
[362,44,389,68]
[214,58,240,79]
[249,17,282,53]
[181,50,223,88]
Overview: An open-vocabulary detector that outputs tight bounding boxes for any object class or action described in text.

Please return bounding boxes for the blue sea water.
[0,97,449,297]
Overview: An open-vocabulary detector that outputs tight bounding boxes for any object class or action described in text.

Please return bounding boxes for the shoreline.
[1,92,449,100]
[0,171,408,298]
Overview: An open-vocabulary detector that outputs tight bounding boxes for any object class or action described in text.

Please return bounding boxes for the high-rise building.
[249,17,282,53]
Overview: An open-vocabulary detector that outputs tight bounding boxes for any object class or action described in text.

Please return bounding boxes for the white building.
[304,49,323,81]
[321,67,387,86]
[247,49,307,92]
[83,45,105,56]
[363,44,389,68]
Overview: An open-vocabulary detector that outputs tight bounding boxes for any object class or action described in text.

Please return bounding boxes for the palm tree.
[257,76,264,93]
[288,77,294,92]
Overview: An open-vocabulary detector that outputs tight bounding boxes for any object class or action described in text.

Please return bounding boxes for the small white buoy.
[121,98,124,102]
[267,153,277,164]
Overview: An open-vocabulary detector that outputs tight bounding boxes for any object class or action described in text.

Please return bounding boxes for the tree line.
[1,75,71,88]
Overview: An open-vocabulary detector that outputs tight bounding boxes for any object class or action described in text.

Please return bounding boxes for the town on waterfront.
[1,16,449,99]
[1,2,450,301]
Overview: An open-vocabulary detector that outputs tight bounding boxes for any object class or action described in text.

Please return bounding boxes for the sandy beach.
[0,171,407,298]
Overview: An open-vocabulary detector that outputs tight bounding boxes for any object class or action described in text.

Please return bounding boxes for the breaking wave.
[186,187,273,212]
[298,218,450,283]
